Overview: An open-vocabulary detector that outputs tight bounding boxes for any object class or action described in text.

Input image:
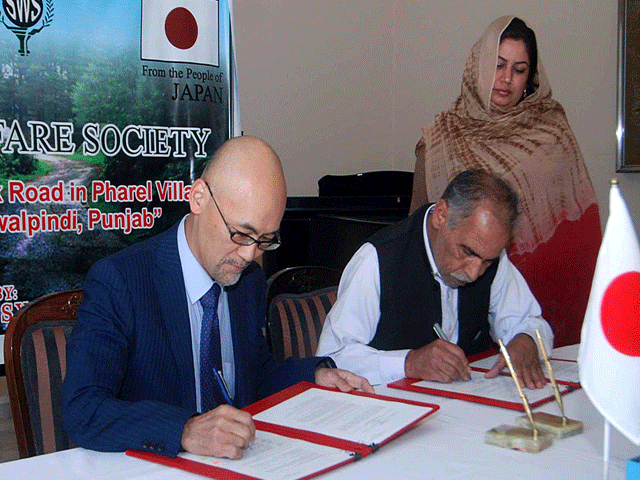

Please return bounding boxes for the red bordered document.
[388,350,580,411]
[127,381,439,480]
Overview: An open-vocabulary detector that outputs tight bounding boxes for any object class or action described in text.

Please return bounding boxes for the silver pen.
[433,322,449,341]
[433,322,472,380]
[215,369,234,405]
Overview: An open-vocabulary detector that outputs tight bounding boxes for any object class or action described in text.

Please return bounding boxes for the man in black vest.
[317,170,553,389]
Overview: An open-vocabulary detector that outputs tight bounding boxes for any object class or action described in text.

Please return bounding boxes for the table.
[1,345,638,479]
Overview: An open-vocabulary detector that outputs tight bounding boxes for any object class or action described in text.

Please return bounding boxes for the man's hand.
[485,333,546,389]
[315,368,375,393]
[181,404,255,459]
[405,339,471,382]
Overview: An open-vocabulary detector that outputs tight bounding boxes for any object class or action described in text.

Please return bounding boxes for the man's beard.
[449,271,472,288]
[214,259,250,286]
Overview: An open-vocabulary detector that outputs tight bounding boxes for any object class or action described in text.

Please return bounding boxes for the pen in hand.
[215,369,234,405]
[433,322,448,341]
[433,323,472,381]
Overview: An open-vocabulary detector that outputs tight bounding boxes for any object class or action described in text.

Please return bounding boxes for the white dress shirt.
[316,207,554,386]
[177,215,236,411]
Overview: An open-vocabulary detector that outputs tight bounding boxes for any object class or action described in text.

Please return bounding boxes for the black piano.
[262,171,413,278]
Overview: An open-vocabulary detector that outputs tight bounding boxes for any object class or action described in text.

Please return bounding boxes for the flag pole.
[228,0,242,138]
[601,180,613,480]
[603,419,611,480]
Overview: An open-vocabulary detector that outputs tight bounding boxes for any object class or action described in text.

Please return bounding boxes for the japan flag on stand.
[578,181,640,445]
[141,0,219,66]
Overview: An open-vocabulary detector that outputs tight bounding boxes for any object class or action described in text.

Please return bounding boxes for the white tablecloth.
[1,345,638,479]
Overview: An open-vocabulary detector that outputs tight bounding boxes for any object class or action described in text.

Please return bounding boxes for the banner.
[0,0,237,370]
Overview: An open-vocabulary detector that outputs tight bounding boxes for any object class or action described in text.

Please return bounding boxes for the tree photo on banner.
[0,0,236,344]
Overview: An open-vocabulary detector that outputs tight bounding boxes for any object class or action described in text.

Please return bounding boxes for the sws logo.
[1,0,54,56]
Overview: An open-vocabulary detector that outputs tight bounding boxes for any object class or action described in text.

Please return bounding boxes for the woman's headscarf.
[415,16,598,254]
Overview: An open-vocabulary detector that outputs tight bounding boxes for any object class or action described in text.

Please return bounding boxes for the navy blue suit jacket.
[62,223,320,457]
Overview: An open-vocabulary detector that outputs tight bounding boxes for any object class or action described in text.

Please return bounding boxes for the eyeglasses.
[203,180,281,251]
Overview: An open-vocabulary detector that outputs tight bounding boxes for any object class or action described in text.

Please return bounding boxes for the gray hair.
[441,170,519,232]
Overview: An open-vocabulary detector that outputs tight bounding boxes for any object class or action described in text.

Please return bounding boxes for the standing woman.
[410,16,601,347]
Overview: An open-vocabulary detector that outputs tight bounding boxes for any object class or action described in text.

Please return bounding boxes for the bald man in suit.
[62,136,372,459]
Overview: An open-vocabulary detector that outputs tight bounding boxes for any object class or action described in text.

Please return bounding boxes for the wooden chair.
[266,267,341,361]
[4,289,83,458]
[266,266,341,308]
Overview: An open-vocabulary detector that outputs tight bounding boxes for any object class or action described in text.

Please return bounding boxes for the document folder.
[127,381,439,480]
[388,351,580,411]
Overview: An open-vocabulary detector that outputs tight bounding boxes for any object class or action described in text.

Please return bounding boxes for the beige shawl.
[413,16,598,254]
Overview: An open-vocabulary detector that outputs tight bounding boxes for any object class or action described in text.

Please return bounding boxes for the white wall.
[234,0,640,231]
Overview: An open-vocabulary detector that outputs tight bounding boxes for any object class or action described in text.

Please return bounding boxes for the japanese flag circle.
[165,7,198,50]
[600,271,640,356]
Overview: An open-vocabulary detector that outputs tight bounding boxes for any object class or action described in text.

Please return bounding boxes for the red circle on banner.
[600,271,640,356]
[165,8,198,50]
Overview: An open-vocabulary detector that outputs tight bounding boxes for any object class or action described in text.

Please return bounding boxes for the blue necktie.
[200,283,225,412]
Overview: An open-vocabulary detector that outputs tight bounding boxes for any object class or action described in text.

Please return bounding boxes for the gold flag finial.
[611,178,619,185]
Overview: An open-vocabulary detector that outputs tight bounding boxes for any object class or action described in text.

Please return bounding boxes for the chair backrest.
[4,289,83,458]
[267,286,338,362]
[266,266,342,309]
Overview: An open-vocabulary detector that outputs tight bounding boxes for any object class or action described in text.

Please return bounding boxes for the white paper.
[413,372,573,406]
[470,355,580,384]
[544,359,579,384]
[253,388,431,446]
[179,431,352,480]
